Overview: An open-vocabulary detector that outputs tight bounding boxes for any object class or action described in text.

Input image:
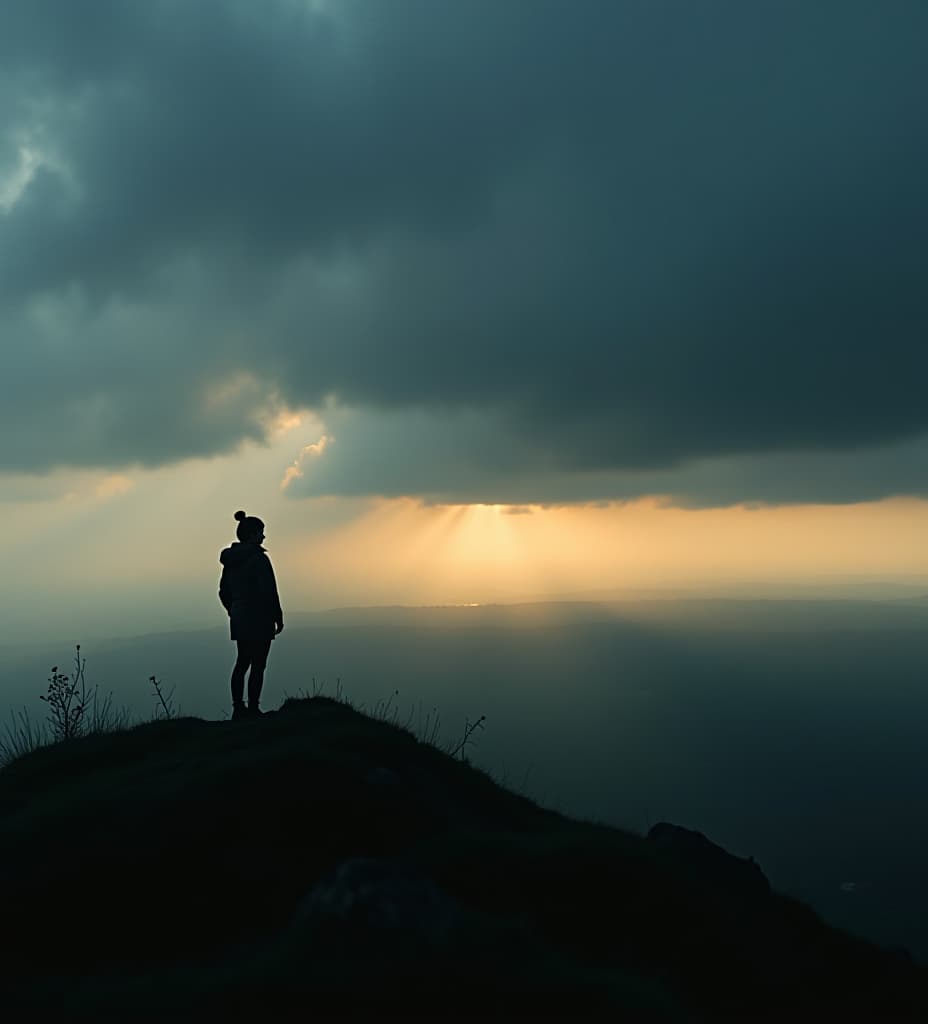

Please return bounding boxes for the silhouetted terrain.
[1,695,925,1020]
[4,599,928,963]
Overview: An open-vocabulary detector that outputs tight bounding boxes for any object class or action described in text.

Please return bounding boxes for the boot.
[232,702,249,721]
[248,704,266,718]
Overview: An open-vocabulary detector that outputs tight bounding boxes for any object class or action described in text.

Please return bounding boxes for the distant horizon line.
[3,579,928,652]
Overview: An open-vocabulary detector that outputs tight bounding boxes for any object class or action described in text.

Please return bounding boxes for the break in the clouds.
[2,1,928,505]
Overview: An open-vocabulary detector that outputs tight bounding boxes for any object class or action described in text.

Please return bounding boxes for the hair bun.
[234,510,247,522]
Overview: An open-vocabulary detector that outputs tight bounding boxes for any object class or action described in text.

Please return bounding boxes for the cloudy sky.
[3,1,928,641]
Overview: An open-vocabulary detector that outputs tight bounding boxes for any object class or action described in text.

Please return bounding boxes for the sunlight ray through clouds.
[281,434,333,491]
[0,144,41,211]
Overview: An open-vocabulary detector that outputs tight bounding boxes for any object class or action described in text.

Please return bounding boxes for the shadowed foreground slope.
[1,696,924,1020]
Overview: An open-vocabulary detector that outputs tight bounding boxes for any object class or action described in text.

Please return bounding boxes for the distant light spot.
[95,474,134,500]
[273,411,303,436]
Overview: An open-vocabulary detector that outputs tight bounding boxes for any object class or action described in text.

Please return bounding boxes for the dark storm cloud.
[282,406,928,507]
[2,1,928,503]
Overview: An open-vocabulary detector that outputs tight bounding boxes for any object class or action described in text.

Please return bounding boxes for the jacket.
[218,542,284,642]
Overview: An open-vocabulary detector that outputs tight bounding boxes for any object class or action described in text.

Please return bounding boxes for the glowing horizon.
[3,421,928,645]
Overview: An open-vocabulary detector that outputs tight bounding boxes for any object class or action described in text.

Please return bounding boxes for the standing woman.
[218,511,284,720]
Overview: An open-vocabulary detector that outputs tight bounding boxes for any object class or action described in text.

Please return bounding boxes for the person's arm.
[260,555,284,633]
[218,568,232,614]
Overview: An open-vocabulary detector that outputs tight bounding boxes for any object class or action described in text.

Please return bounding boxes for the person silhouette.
[218,510,284,720]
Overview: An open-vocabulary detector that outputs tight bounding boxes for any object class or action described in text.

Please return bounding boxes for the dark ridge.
[1,696,924,1020]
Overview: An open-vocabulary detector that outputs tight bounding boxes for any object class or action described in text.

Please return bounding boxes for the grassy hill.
[1,695,924,1020]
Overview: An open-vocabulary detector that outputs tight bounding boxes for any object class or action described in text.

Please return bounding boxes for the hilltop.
[0,696,924,1020]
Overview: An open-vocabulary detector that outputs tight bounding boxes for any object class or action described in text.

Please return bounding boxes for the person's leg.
[247,636,273,711]
[231,639,253,712]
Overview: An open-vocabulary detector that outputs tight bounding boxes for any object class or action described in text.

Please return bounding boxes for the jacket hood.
[219,542,263,567]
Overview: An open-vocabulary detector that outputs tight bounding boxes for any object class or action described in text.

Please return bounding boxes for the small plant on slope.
[40,645,94,742]
[448,714,486,763]
[150,674,178,720]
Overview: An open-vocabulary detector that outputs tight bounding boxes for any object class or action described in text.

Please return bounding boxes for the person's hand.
[275,621,284,635]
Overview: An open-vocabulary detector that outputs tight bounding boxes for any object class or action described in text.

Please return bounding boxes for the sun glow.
[280,495,928,611]
[95,474,135,500]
